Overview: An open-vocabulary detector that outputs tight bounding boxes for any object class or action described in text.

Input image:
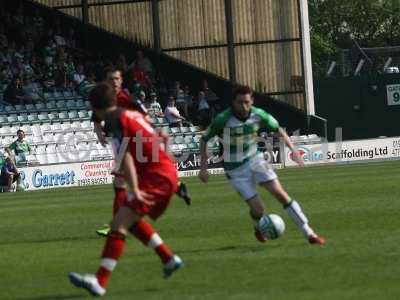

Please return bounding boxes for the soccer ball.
[258,214,285,240]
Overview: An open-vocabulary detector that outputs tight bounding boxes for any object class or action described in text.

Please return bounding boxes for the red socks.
[130,219,174,264]
[96,232,126,288]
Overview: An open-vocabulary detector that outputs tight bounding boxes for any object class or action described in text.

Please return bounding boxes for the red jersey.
[105,108,177,184]
[116,90,135,110]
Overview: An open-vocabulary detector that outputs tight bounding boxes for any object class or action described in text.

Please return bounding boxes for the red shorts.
[124,174,177,220]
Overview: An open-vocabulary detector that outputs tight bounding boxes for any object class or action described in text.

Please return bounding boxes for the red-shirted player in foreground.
[95,68,191,237]
[69,83,183,297]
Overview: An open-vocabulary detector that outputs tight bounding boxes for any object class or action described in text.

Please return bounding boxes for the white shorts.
[227,155,277,200]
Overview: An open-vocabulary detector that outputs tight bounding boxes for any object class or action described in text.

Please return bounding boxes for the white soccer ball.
[258,214,285,240]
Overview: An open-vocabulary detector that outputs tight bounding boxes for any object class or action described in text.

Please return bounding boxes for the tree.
[309,0,400,76]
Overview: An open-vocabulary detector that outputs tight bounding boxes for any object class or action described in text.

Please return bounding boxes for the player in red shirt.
[94,68,191,237]
[69,83,183,297]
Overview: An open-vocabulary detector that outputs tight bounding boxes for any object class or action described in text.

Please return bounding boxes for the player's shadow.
[0,235,98,246]
[177,244,266,255]
[16,294,83,300]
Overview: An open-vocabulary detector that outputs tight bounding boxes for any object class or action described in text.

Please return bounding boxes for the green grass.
[1,161,400,300]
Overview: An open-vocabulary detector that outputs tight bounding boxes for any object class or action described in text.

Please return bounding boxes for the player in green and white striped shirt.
[199,86,325,245]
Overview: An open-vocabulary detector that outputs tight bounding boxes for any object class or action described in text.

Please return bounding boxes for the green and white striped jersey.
[201,106,279,171]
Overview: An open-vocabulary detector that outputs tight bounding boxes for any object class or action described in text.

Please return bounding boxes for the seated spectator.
[4,77,24,104]
[145,91,163,117]
[0,157,21,192]
[164,96,186,127]
[77,71,96,96]
[196,91,211,129]
[115,54,128,73]
[21,76,42,103]
[54,29,67,47]
[202,79,219,102]
[173,81,188,118]
[131,66,151,88]
[73,64,86,86]
[129,49,153,76]
[6,130,32,160]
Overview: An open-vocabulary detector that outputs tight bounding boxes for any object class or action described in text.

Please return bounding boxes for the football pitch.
[1,161,399,300]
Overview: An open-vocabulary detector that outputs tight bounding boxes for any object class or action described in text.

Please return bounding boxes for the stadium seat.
[35,102,46,111]
[51,123,63,132]
[40,123,51,133]
[17,115,28,122]
[180,127,190,134]
[5,105,15,113]
[71,121,82,131]
[174,135,185,144]
[46,101,56,110]
[63,90,75,100]
[59,111,70,120]
[193,135,202,143]
[68,111,78,119]
[25,104,35,112]
[81,120,92,131]
[7,115,17,123]
[78,110,89,118]
[43,134,55,144]
[54,133,65,144]
[170,127,181,135]
[53,91,64,100]
[33,135,44,144]
[27,113,39,122]
[38,112,50,122]
[56,100,67,109]
[184,136,194,144]
[15,104,25,112]
[48,112,58,121]
[61,122,72,131]
[0,115,7,123]
[66,100,77,109]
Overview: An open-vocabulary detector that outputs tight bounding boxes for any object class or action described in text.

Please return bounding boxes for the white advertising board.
[19,160,115,191]
[285,137,400,167]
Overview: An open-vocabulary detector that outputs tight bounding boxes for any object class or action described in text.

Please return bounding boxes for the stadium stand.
[0,1,322,173]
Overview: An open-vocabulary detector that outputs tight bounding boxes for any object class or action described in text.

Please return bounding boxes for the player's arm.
[199,115,224,183]
[122,150,152,205]
[93,121,107,146]
[278,128,304,166]
[199,138,209,182]
[258,108,304,166]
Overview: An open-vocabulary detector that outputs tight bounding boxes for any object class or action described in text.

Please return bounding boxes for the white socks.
[284,200,315,238]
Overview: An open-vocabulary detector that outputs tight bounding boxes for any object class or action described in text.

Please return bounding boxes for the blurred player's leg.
[70,206,140,296]
[129,219,183,277]
[96,174,127,237]
[260,179,325,245]
[246,196,267,243]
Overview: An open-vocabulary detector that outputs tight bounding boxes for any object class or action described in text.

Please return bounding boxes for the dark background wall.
[315,74,400,141]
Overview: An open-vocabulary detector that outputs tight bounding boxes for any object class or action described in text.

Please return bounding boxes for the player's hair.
[105,67,122,77]
[89,82,116,109]
[233,85,253,99]
[17,129,24,135]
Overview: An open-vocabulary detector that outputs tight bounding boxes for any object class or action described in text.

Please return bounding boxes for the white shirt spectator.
[73,73,86,85]
[198,98,210,111]
[164,106,181,124]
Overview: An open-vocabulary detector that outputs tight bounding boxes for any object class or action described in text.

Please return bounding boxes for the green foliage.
[1,161,400,299]
[309,0,400,76]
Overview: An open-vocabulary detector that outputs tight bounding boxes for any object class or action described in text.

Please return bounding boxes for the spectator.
[54,29,67,47]
[73,64,86,86]
[4,77,24,104]
[201,79,219,102]
[145,91,163,116]
[164,96,186,127]
[6,130,32,159]
[196,91,211,128]
[173,81,188,118]
[129,49,153,75]
[131,66,151,89]
[115,54,128,73]
[0,157,21,192]
[21,76,42,104]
